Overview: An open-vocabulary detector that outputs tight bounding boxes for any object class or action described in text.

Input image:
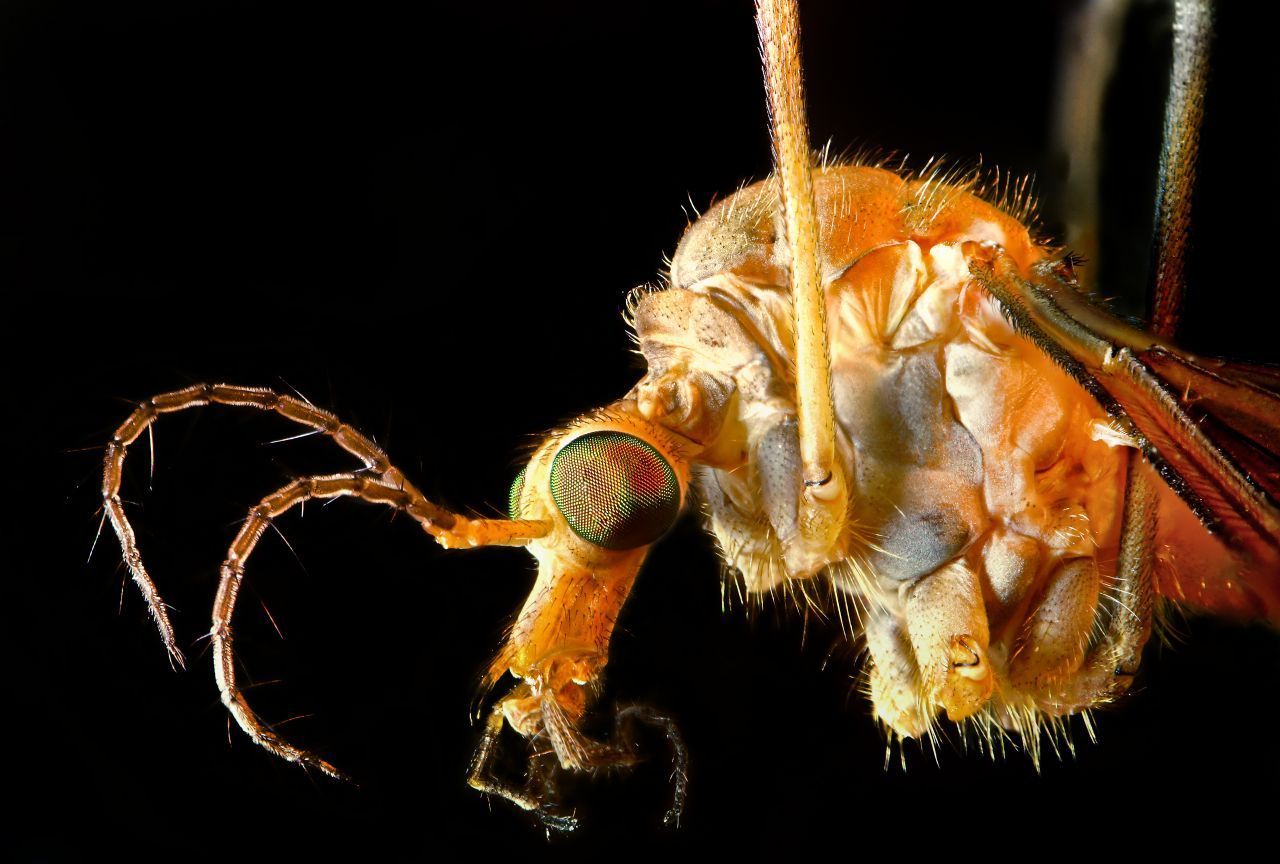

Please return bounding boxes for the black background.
[7,0,1278,859]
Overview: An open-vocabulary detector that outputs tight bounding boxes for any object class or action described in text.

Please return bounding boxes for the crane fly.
[93,0,1278,833]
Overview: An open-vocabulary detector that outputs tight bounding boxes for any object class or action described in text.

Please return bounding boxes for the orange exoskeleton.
[101,0,1278,832]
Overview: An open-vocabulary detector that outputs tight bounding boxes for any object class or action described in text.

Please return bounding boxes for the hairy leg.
[1149,0,1212,336]
[1032,457,1156,715]
[863,607,929,739]
[468,700,581,833]
[756,0,849,558]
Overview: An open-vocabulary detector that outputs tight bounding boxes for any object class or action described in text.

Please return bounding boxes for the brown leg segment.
[468,691,689,831]
[467,702,581,833]
[1149,0,1213,338]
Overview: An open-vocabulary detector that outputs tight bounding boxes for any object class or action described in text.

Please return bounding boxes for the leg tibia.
[470,687,687,831]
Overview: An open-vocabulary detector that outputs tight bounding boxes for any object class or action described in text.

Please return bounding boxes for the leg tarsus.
[466,704,579,833]
[613,705,689,828]
[468,698,689,831]
[220,684,353,783]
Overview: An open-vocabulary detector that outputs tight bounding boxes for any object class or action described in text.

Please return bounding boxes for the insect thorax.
[630,164,1127,629]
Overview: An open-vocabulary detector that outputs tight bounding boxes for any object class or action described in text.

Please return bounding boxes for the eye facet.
[549,430,680,550]
[507,466,527,519]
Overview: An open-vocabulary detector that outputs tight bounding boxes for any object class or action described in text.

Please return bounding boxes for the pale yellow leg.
[756,0,848,567]
[864,609,930,739]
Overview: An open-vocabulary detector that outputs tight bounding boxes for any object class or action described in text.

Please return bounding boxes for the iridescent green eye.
[549,431,680,550]
[507,466,527,519]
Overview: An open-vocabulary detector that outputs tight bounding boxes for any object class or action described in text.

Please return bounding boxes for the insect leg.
[1032,456,1157,716]
[466,698,687,830]
[545,702,689,828]
[105,383,548,664]
[467,699,580,833]
[211,472,546,779]
[755,0,848,562]
[755,414,809,574]
[611,705,689,828]
[863,608,929,740]
[902,559,994,722]
[1149,0,1213,337]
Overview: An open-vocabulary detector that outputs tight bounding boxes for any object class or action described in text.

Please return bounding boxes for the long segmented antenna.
[102,385,549,669]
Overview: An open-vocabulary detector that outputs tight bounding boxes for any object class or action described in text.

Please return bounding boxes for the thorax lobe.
[632,166,1125,607]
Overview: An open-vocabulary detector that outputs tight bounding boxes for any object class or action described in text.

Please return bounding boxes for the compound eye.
[549,430,681,550]
[507,466,527,519]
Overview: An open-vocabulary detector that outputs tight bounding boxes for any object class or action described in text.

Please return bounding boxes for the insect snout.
[465,406,697,828]
[494,408,692,688]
